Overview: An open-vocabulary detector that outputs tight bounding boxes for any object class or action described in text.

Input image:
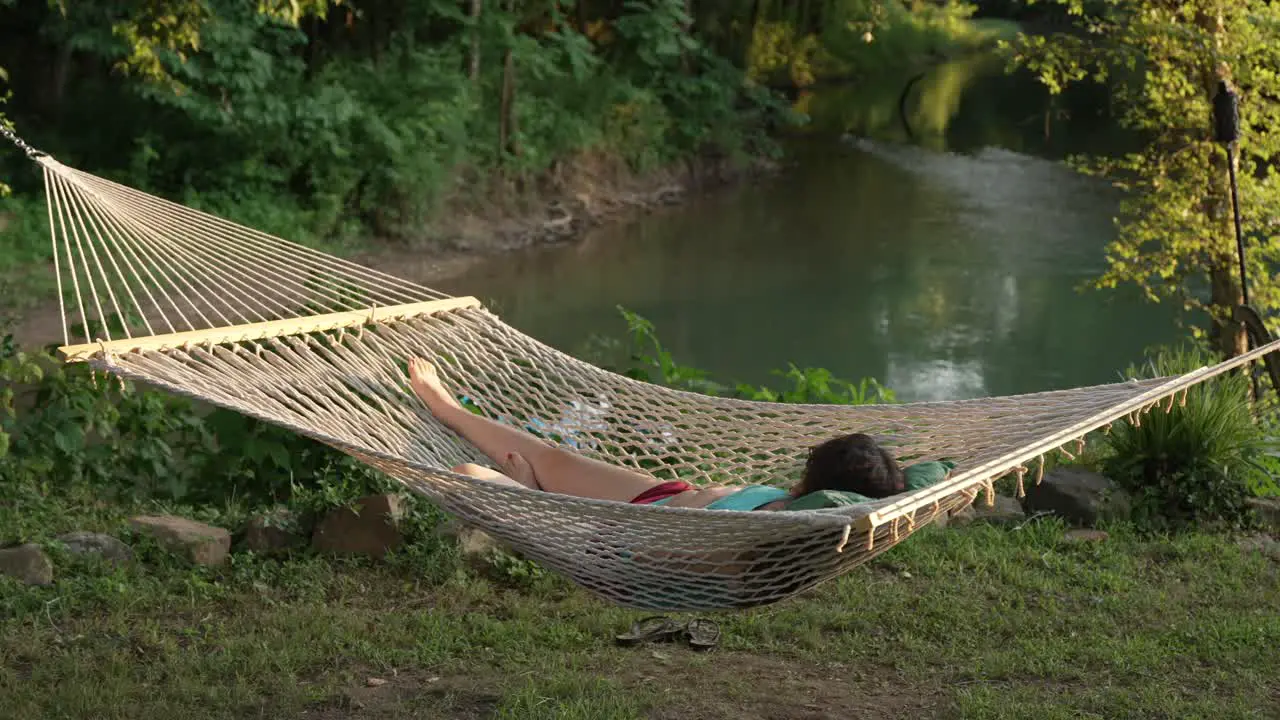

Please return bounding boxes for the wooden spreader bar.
[58,296,483,362]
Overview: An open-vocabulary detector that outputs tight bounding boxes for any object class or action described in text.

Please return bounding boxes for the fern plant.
[1103,345,1276,530]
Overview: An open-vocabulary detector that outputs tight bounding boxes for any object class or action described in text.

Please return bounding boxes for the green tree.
[1005,0,1280,355]
[0,0,333,190]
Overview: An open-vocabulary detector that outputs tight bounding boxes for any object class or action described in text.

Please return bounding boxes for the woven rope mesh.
[94,307,1186,610]
[34,154,1280,610]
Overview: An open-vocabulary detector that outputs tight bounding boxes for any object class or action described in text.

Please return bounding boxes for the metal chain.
[0,123,43,159]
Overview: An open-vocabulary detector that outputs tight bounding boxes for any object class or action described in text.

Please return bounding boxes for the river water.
[442,57,1179,403]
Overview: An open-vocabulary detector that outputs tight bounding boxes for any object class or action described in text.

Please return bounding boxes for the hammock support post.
[1214,80,1248,307]
[1214,80,1270,400]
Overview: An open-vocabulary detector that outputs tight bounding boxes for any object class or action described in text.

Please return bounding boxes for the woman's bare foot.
[408,357,462,414]
[501,451,539,490]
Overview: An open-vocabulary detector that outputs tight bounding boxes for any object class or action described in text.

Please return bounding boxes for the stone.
[1246,497,1280,533]
[948,505,977,527]
[972,495,1027,526]
[243,510,305,554]
[1064,529,1109,543]
[129,515,231,566]
[438,519,502,560]
[1022,468,1131,527]
[1239,534,1280,562]
[312,494,405,559]
[56,531,133,565]
[0,543,54,586]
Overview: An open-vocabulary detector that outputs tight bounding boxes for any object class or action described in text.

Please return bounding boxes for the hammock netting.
[26,153,1280,611]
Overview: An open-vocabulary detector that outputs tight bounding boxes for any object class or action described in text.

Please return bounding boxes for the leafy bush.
[1101,345,1277,530]
[597,306,893,406]
[0,0,791,259]
[0,341,395,542]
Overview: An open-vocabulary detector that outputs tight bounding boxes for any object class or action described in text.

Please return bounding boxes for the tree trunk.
[497,0,518,165]
[469,0,482,84]
[1199,10,1248,358]
[502,47,518,157]
[369,0,381,67]
[681,0,694,72]
[49,42,73,119]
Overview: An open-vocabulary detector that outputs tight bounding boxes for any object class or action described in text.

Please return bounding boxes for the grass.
[0,195,57,318]
[2,502,1278,720]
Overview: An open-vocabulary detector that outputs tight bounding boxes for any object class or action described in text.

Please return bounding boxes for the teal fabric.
[784,459,958,511]
[904,460,957,491]
[784,488,874,511]
[644,460,959,512]
[648,495,677,506]
[704,485,792,511]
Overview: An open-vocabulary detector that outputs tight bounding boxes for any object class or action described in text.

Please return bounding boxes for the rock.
[365,677,388,688]
[973,495,1026,526]
[1022,468,1131,527]
[1239,534,1280,562]
[56,531,133,565]
[948,505,977,527]
[0,544,54,586]
[1064,529,1109,543]
[437,519,503,566]
[312,494,405,559]
[129,515,231,566]
[1247,497,1280,533]
[243,510,305,553]
[456,524,501,558]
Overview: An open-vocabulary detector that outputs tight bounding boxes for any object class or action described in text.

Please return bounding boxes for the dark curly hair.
[795,433,904,499]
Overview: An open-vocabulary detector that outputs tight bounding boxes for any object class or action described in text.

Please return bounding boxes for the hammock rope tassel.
[836,524,851,553]
[1014,465,1028,498]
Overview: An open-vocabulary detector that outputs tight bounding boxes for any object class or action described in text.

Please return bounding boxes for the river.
[434,55,1181,403]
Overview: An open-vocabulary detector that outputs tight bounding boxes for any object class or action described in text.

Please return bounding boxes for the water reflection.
[436,57,1177,402]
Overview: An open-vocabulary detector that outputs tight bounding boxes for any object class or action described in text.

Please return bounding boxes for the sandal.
[615,616,686,646]
[683,618,721,651]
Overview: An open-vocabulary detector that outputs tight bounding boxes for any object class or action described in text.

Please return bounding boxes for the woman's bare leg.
[452,462,528,489]
[410,358,662,502]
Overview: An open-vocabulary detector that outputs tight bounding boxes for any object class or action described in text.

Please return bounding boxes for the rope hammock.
[19,149,1280,611]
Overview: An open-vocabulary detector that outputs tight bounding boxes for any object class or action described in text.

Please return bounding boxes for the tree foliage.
[0,0,792,239]
[1005,0,1280,351]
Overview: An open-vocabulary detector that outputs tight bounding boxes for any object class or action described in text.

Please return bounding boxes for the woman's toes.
[502,452,538,490]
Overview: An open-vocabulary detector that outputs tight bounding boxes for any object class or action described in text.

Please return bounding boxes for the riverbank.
[352,149,782,291]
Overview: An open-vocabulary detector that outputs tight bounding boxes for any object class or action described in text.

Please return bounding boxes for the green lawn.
[2,511,1278,720]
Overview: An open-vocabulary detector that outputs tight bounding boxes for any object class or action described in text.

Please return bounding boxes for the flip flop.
[683,618,721,651]
[615,616,685,646]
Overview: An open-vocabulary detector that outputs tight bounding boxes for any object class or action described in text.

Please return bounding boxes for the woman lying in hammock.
[409,358,904,511]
